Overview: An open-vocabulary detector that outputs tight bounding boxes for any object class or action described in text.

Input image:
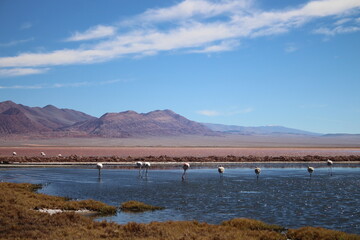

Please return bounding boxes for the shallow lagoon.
[1,163,360,234]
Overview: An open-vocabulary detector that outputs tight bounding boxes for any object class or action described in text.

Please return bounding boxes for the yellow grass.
[0,182,359,240]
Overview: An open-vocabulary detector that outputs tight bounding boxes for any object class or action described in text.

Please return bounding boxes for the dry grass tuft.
[222,218,285,232]
[287,226,360,240]
[0,182,359,240]
[120,200,165,212]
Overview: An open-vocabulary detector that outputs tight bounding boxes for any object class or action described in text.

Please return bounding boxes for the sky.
[0,0,359,134]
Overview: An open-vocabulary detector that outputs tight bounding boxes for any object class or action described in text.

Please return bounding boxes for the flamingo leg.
[138,167,142,177]
[182,170,186,181]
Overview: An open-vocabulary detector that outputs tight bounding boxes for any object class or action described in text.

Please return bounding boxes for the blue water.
[1,164,360,234]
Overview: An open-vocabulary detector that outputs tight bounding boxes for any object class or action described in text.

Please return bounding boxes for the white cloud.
[197,110,221,116]
[1,0,360,75]
[0,68,49,77]
[0,38,34,47]
[66,25,116,41]
[0,79,125,89]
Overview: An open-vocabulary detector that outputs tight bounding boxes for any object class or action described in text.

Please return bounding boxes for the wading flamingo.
[327,159,333,176]
[58,154,62,158]
[255,167,261,180]
[40,152,46,157]
[136,161,143,176]
[307,166,314,178]
[96,163,103,176]
[218,166,225,177]
[12,152,17,156]
[182,163,190,181]
[144,162,151,175]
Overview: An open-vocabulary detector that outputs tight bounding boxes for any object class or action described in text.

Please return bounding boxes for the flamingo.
[182,163,190,181]
[136,161,143,176]
[96,163,103,176]
[144,162,151,175]
[12,152,17,156]
[218,166,225,177]
[307,166,314,178]
[255,167,261,180]
[58,154,62,158]
[40,152,46,157]
[327,159,333,176]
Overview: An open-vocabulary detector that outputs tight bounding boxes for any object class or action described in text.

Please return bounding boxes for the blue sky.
[0,0,359,134]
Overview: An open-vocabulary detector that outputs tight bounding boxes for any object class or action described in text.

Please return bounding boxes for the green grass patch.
[120,200,165,212]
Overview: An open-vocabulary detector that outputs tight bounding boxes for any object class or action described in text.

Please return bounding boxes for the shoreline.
[2,161,360,168]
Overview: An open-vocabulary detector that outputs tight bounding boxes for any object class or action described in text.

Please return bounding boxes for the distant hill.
[0,107,49,135]
[2,101,357,139]
[66,109,215,137]
[0,101,95,136]
[202,123,321,136]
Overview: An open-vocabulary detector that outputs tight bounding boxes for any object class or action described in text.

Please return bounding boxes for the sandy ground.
[1,146,360,157]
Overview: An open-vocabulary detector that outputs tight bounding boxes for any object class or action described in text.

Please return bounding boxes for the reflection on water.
[1,163,360,234]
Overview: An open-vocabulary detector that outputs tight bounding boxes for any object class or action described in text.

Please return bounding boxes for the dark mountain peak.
[122,110,138,115]
[2,100,16,105]
[70,108,215,138]
[0,100,19,112]
[145,109,177,117]
[43,104,58,110]
[100,110,138,119]
[2,107,22,115]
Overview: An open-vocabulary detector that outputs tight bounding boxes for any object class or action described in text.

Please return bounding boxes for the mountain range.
[0,100,323,138]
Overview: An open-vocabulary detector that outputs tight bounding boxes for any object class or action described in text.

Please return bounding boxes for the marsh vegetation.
[0,182,359,240]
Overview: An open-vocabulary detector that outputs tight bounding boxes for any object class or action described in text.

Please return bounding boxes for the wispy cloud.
[0,68,49,77]
[197,110,221,116]
[122,0,252,25]
[313,25,360,36]
[0,38,34,47]
[313,15,360,36]
[65,25,116,41]
[197,107,254,116]
[0,79,125,89]
[299,104,328,109]
[191,40,239,53]
[20,22,32,30]
[1,0,360,75]
[284,43,298,53]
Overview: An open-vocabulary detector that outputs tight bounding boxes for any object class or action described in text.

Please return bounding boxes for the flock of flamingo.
[11,151,334,180]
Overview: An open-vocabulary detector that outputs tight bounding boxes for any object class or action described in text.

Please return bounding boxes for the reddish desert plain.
[0,146,360,158]
[1,135,360,159]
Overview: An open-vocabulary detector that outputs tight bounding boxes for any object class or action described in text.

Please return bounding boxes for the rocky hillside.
[0,101,95,136]
[67,110,215,137]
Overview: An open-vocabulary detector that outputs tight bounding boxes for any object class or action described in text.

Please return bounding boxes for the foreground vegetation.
[0,182,359,240]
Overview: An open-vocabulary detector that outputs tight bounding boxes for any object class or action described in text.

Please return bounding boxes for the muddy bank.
[1,154,360,164]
